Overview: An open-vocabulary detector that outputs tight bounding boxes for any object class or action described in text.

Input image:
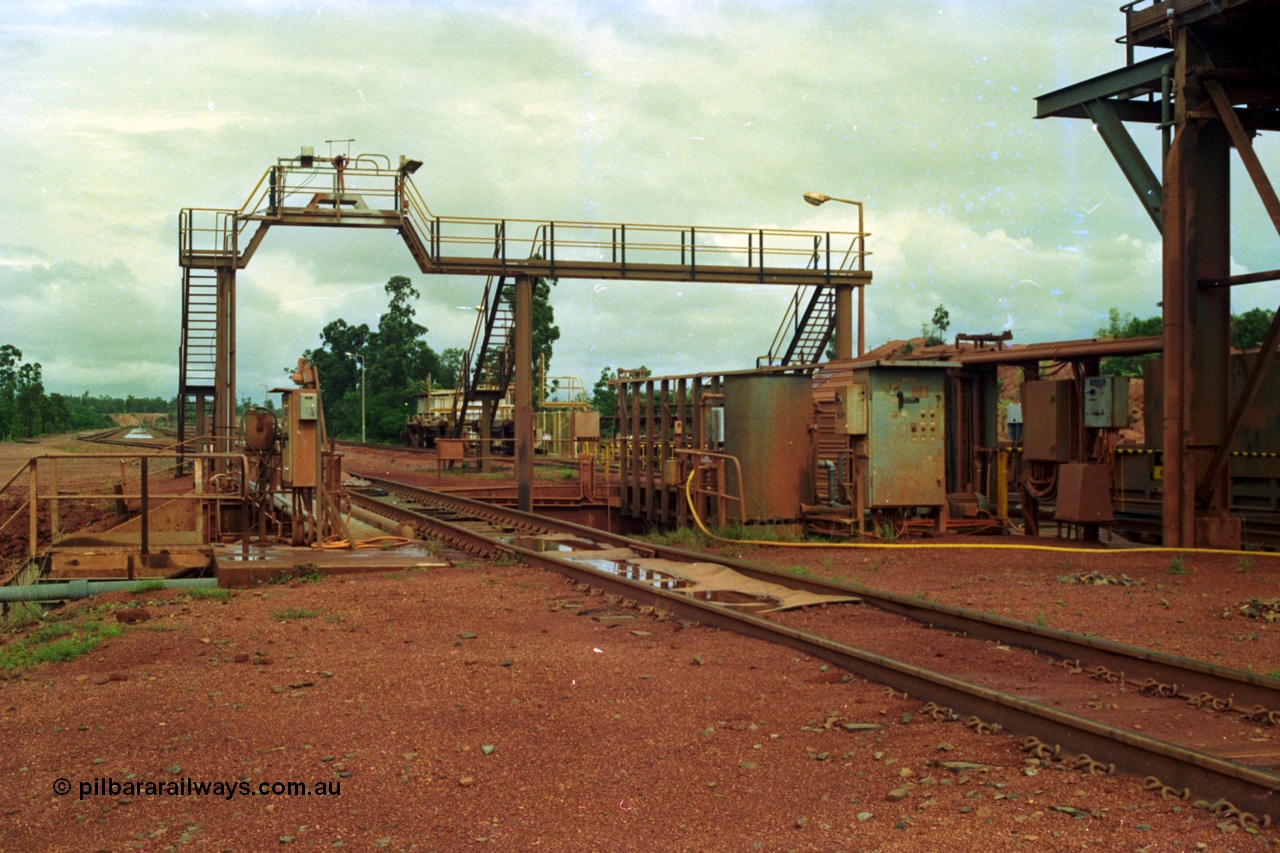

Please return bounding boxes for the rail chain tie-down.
[1240,705,1280,725]
[1208,798,1273,830]
[1134,677,1181,699]
[1142,775,1192,802]
[1058,659,1277,725]
[1019,736,1115,777]
[918,702,1003,735]
[1188,691,1234,713]
[1136,777,1272,833]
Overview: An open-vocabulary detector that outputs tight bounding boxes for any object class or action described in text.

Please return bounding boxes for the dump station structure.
[610,1,1280,547]
[8,0,1274,593]
[176,148,870,524]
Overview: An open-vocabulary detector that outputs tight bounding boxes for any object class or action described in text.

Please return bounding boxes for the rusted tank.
[243,408,277,452]
[722,374,813,521]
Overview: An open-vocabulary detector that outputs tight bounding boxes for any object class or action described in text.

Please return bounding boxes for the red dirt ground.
[0,438,1277,851]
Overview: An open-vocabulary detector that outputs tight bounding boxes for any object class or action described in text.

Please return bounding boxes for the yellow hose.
[320,535,412,550]
[681,468,1276,558]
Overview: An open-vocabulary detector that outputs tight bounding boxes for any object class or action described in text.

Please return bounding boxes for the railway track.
[78,424,178,451]
[347,473,1279,828]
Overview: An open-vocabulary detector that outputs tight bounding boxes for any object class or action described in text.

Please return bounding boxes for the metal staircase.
[759,284,836,366]
[179,268,218,397]
[451,274,515,436]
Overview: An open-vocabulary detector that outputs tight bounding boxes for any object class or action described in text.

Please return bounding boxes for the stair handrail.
[758,286,807,367]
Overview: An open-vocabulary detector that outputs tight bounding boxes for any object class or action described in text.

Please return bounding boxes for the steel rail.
[357,474,1279,715]
[347,477,1279,823]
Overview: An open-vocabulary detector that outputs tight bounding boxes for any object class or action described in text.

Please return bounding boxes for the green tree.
[1231,307,1276,350]
[15,362,44,438]
[591,367,621,419]
[499,274,560,374]
[371,276,440,391]
[0,347,169,440]
[300,276,441,442]
[301,318,371,438]
[1096,308,1162,377]
[531,276,560,371]
[437,347,465,389]
[922,304,951,346]
[0,344,21,439]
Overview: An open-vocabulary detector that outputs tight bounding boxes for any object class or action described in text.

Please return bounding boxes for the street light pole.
[803,191,867,357]
[345,352,365,443]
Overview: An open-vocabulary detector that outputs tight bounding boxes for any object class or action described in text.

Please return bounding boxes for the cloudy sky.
[2,0,1276,401]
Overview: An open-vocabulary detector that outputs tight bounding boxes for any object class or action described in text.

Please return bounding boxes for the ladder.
[451,274,515,436]
[179,268,218,397]
[761,284,836,366]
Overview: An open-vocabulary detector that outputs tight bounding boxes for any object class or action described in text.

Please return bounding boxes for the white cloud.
[0,0,1274,402]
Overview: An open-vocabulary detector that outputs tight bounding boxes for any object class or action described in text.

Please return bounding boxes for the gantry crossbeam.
[178,151,872,510]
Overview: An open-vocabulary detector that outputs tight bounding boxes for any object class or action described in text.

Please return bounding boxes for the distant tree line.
[0,344,177,441]
[1097,306,1276,376]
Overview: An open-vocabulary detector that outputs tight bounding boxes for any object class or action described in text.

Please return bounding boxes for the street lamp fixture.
[345,351,366,443]
[804,191,860,207]
[802,191,867,357]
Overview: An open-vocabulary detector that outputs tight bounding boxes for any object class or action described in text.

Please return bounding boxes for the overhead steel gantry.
[178,149,870,510]
[1036,0,1280,549]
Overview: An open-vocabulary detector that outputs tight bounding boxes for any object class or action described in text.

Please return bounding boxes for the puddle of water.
[509,536,576,552]
[685,589,778,612]
[566,557,628,573]
[509,536,607,553]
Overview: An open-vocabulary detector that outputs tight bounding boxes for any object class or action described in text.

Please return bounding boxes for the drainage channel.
[348,478,1280,826]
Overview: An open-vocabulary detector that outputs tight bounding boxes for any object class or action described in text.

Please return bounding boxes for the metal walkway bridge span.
[178,150,872,509]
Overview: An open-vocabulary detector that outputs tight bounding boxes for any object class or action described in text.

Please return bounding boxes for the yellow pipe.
[682,468,1277,559]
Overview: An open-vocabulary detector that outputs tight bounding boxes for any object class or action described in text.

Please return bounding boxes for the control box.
[851,362,950,508]
[1083,376,1130,429]
[834,383,868,435]
[1054,463,1114,523]
[281,389,319,488]
[1005,403,1023,444]
[1023,380,1078,462]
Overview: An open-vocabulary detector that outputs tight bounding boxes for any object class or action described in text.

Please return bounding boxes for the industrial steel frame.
[178,152,871,511]
[1036,0,1280,547]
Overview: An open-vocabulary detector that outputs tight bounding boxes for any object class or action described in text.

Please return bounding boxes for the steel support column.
[834,284,853,361]
[514,275,533,513]
[214,265,237,462]
[857,285,866,357]
[1163,34,1235,547]
[1195,79,1280,506]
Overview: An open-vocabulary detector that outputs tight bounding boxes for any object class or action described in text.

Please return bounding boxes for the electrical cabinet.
[280,390,318,488]
[1022,380,1078,462]
[834,383,868,435]
[1005,403,1023,444]
[1083,376,1129,429]
[852,362,951,508]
